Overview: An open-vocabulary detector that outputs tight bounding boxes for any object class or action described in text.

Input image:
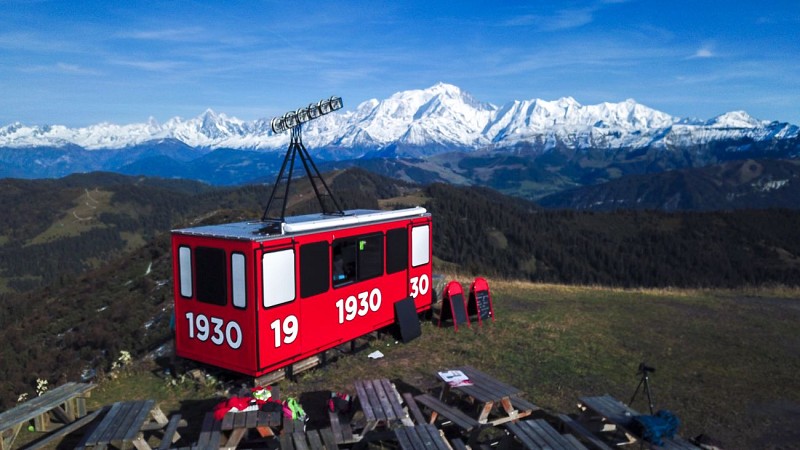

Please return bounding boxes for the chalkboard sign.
[468,277,495,325]
[394,296,421,343]
[438,281,469,331]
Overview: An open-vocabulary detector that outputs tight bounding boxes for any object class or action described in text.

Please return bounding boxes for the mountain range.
[2,83,799,203]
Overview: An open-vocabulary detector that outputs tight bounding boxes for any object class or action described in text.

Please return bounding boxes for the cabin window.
[332,233,384,287]
[332,239,357,287]
[300,241,329,298]
[357,234,384,280]
[411,225,430,267]
[231,253,246,309]
[179,246,192,298]
[386,228,408,274]
[195,247,227,306]
[263,249,296,308]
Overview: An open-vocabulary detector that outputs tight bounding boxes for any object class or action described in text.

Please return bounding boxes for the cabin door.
[256,245,302,373]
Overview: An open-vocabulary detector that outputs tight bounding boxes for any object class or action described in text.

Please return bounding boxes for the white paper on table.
[438,370,473,387]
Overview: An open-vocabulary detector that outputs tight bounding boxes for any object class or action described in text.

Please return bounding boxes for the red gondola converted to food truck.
[171,207,433,377]
[171,96,433,377]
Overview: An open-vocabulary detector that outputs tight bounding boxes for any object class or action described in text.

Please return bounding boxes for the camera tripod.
[629,362,655,414]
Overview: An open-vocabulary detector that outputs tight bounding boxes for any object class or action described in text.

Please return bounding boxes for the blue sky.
[2,0,799,127]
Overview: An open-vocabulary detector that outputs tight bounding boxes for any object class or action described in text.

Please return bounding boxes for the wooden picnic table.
[0,381,96,450]
[353,379,413,435]
[577,395,699,450]
[76,400,176,450]
[439,366,539,426]
[505,419,588,450]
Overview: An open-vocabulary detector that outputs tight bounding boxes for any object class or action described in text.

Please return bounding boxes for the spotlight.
[307,103,321,120]
[270,117,285,134]
[283,111,298,129]
[318,98,332,115]
[296,107,310,124]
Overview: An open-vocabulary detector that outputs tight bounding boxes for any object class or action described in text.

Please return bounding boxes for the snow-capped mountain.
[3,82,797,155]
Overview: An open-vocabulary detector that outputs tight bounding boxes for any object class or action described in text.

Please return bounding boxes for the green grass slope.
[78,280,799,449]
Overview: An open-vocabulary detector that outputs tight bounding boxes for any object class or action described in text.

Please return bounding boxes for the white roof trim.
[282,206,427,234]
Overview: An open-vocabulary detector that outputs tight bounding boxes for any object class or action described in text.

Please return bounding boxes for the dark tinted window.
[195,247,227,305]
[386,228,408,274]
[300,241,329,298]
[357,234,383,280]
[332,239,357,287]
[332,233,384,287]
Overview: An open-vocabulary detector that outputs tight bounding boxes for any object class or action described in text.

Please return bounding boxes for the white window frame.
[231,253,246,309]
[411,225,430,267]
[179,246,192,298]
[262,249,296,308]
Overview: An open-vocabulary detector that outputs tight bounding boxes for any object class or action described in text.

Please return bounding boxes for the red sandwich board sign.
[437,280,469,331]
[468,277,495,325]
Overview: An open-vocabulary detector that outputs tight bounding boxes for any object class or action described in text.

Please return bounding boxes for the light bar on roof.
[270,96,344,134]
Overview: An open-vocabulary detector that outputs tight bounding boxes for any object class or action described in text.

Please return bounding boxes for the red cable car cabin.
[171,207,433,377]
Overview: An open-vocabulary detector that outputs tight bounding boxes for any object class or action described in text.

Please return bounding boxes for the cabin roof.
[172,207,428,241]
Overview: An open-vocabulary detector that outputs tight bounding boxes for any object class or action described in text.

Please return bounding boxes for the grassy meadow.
[75,280,800,449]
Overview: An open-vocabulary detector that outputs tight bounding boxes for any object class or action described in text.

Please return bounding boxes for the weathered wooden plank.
[87,401,127,445]
[319,427,338,450]
[193,412,217,450]
[354,380,378,422]
[379,379,407,420]
[556,413,613,450]
[419,424,450,450]
[413,394,479,431]
[402,393,427,425]
[221,412,236,430]
[122,400,155,442]
[507,421,546,449]
[371,379,397,421]
[156,414,183,450]
[280,432,295,450]
[394,427,418,450]
[306,429,324,450]
[292,431,311,450]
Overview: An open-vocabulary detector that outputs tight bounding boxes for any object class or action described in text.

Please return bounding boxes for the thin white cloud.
[693,47,714,58]
[18,62,102,75]
[505,7,596,31]
[109,58,185,72]
[116,27,206,42]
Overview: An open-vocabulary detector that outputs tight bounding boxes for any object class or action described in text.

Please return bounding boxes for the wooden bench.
[394,424,451,450]
[578,396,699,450]
[16,408,103,450]
[412,394,480,432]
[0,382,96,450]
[505,419,588,450]
[555,414,612,450]
[76,400,173,450]
[279,429,338,450]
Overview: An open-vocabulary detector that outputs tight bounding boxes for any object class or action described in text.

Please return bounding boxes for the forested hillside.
[426,183,800,287]
[2,170,800,408]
